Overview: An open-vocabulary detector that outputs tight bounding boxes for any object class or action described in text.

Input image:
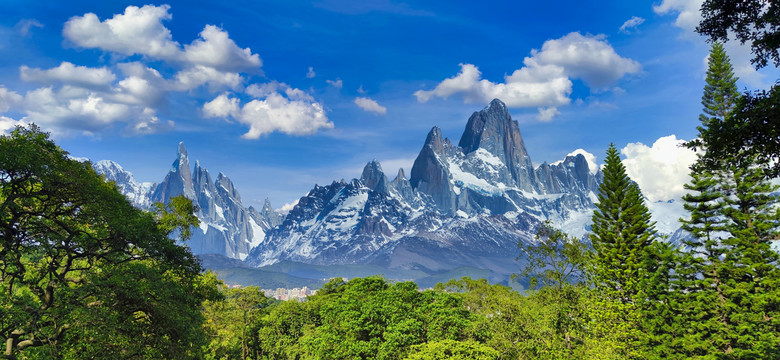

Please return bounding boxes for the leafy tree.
[696,2,780,177]
[404,340,499,360]
[203,285,272,360]
[0,125,218,359]
[516,222,589,292]
[514,223,589,356]
[589,143,657,302]
[698,0,780,69]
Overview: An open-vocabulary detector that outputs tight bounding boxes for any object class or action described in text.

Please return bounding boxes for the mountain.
[244,99,601,278]
[94,143,283,259]
[92,160,156,208]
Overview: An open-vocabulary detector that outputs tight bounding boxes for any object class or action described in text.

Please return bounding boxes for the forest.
[2,1,780,359]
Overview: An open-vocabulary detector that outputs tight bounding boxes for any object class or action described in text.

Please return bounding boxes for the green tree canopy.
[0,124,218,359]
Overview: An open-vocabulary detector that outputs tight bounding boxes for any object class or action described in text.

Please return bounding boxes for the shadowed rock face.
[361,160,389,193]
[98,142,283,260]
[152,142,196,204]
[458,98,537,191]
[410,127,456,213]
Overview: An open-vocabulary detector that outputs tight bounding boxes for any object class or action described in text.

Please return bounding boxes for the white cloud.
[172,65,243,91]
[357,85,366,94]
[202,93,240,118]
[621,135,698,202]
[63,4,261,72]
[531,32,640,88]
[326,78,343,89]
[551,148,598,174]
[537,107,559,121]
[306,66,316,78]
[0,116,23,133]
[181,25,262,72]
[414,32,639,120]
[653,0,769,87]
[278,199,299,214]
[568,149,598,174]
[0,5,271,137]
[63,4,181,60]
[15,19,43,36]
[126,107,174,135]
[354,97,387,115]
[20,62,116,89]
[22,87,130,131]
[203,85,333,138]
[414,62,572,108]
[0,87,23,112]
[619,16,645,33]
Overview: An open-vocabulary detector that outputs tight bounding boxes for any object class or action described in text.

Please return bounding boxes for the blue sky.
[0,0,775,210]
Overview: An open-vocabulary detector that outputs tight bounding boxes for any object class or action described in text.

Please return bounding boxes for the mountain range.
[95,99,678,285]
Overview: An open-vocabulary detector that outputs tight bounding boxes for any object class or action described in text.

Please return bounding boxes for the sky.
[0,0,776,210]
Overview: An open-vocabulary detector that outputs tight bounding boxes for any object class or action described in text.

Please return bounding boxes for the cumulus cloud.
[619,16,645,33]
[0,4,274,137]
[653,0,768,87]
[537,107,559,121]
[414,62,572,107]
[0,87,23,112]
[326,78,343,89]
[181,25,262,72]
[172,65,242,91]
[63,4,181,60]
[20,62,116,89]
[0,116,23,133]
[532,32,640,88]
[620,135,698,202]
[203,84,333,138]
[354,97,387,115]
[63,5,261,72]
[306,66,316,78]
[202,93,240,118]
[414,32,639,120]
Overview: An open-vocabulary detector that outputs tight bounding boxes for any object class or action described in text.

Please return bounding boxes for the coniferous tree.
[590,144,657,302]
[675,41,780,358]
[588,144,659,359]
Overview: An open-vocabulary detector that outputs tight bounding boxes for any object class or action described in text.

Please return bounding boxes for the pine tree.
[674,41,780,358]
[588,144,659,359]
[590,143,657,303]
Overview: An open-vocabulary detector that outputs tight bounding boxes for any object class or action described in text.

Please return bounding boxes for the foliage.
[249,277,477,359]
[516,221,589,291]
[698,0,780,69]
[589,143,657,302]
[0,124,218,359]
[203,285,273,360]
[404,340,499,360]
[668,40,780,359]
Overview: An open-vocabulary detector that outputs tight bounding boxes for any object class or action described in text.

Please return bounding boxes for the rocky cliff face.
[95,143,282,259]
[245,99,602,274]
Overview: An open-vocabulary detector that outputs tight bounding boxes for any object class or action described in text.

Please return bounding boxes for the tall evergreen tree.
[674,41,780,358]
[590,143,657,303]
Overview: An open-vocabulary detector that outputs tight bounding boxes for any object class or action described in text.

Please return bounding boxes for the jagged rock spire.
[361,159,389,193]
[457,98,536,190]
